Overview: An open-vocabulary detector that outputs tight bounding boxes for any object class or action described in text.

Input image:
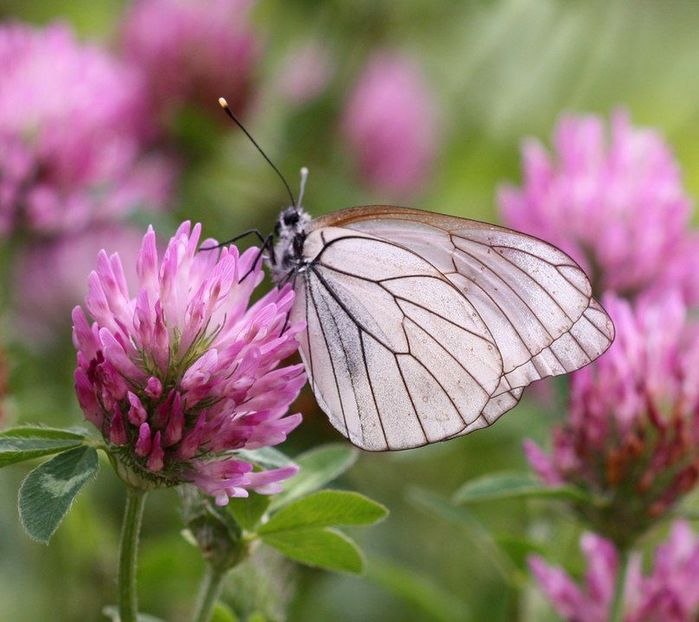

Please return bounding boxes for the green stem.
[609,548,630,622]
[191,564,227,622]
[118,487,148,622]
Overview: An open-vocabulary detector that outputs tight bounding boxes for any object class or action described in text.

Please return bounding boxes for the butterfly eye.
[283,211,300,227]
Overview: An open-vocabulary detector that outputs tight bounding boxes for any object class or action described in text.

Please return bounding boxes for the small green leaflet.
[0,425,88,468]
[261,527,364,574]
[452,471,590,504]
[19,445,99,543]
[257,490,386,575]
[210,603,239,622]
[259,490,387,535]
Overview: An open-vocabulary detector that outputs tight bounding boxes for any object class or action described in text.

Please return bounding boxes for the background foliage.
[2,1,699,620]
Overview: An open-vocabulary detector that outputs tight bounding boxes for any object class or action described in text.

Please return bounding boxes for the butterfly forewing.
[292,206,614,451]
[293,228,503,450]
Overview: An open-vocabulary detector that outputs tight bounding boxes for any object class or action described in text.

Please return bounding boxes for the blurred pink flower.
[499,110,696,299]
[0,22,174,236]
[526,293,699,545]
[72,222,306,504]
[530,521,699,622]
[13,226,146,344]
[341,52,439,198]
[276,41,334,106]
[120,0,260,127]
[656,232,699,306]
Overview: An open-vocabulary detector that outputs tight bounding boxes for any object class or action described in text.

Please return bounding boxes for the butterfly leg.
[199,228,267,250]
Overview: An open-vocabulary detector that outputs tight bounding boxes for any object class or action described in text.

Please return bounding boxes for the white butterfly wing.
[291,206,614,450]
[291,227,504,450]
[453,298,611,437]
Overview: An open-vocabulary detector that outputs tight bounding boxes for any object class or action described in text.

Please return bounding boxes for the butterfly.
[265,201,614,451]
[217,98,615,451]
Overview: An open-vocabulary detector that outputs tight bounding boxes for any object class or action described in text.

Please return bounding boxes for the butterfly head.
[269,204,311,284]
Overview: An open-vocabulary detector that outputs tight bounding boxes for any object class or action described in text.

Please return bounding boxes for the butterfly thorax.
[268,205,312,284]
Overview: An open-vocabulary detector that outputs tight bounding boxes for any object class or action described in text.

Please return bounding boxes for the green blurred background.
[2,1,699,620]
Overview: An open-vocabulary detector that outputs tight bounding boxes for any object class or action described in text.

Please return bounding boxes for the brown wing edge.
[313,204,533,233]
[314,204,590,272]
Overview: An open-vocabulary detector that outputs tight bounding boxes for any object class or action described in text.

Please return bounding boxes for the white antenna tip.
[218,97,228,108]
[297,166,310,207]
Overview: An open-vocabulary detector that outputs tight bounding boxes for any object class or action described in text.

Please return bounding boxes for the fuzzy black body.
[268,205,312,284]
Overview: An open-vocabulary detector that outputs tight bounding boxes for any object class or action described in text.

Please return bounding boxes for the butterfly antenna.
[297,166,309,207]
[218,97,296,207]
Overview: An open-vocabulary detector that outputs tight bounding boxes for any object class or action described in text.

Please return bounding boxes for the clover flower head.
[72,221,306,504]
[120,0,260,127]
[499,110,694,298]
[530,521,699,622]
[526,293,699,544]
[341,51,440,198]
[276,41,334,106]
[0,21,173,236]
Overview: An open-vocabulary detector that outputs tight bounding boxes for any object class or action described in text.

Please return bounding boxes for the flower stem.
[118,487,147,622]
[192,564,227,622]
[609,547,630,622]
